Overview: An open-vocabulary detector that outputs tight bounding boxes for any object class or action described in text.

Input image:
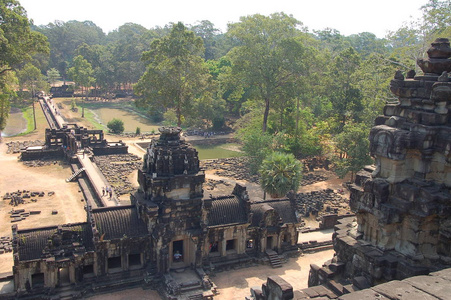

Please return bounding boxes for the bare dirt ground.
[87,288,161,300]
[0,142,87,274]
[213,249,335,300]
[83,249,335,300]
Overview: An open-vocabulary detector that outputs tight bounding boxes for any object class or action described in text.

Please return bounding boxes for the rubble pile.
[296,189,348,218]
[0,236,12,254]
[201,157,331,187]
[201,157,259,183]
[8,208,42,223]
[2,190,54,207]
[302,156,331,171]
[23,159,60,167]
[204,178,232,191]
[6,140,44,154]
[300,173,329,186]
[94,154,142,196]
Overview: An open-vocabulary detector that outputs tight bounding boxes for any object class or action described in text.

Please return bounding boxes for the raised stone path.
[77,152,118,207]
[39,96,65,129]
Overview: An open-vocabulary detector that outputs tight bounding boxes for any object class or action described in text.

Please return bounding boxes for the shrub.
[107,118,124,134]
[259,151,303,198]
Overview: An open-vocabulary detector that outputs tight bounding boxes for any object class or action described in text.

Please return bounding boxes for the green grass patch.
[22,106,35,133]
[13,103,47,137]
[81,105,105,130]
[195,143,243,160]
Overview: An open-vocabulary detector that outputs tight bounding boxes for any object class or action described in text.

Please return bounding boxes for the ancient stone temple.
[325,38,451,287]
[11,126,300,299]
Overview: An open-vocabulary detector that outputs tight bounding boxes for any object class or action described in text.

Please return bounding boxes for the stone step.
[180,280,202,289]
[66,167,85,182]
[266,250,283,268]
[187,294,203,300]
[180,284,202,293]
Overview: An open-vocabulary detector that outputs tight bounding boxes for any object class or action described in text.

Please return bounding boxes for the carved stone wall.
[335,38,451,285]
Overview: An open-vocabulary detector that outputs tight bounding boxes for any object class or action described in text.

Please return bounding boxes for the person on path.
[102,187,105,197]
[109,188,112,199]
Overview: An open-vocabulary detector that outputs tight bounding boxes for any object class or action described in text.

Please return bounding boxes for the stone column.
[69,263,76,284]
[220,239,226,256]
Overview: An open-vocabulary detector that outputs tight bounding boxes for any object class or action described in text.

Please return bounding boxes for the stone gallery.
[11,126,300,298]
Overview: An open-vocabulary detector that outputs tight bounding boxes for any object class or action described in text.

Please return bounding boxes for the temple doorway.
[267,236,274,249]
[172,240,184,263]
[58,267,70,286]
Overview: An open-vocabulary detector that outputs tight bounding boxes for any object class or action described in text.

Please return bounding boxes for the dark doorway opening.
[210,241,219,253]
[129,253,141,267]
[83,264,94,278]
[108,256,122,270]
[59,267,70,286]
[267,236,273,249]
[173,240,184,262]
[226,239,235,251]
[32,273,45,288]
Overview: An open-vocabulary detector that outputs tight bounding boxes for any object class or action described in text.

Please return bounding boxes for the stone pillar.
[220,239,226,256]
[69,263,76,284]
[46,263,58,288]
[123,252,129,270]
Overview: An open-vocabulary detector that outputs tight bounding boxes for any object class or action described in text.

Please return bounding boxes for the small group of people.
[102,186,113,199]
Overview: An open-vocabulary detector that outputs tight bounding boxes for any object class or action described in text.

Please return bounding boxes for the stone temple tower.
[133,127,205,273]
[333,38,451,285]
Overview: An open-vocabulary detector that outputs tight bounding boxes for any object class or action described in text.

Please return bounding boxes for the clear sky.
[20,0,428,37]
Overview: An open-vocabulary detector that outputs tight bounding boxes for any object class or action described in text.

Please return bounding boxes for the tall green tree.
[191,20,220,60]
[0,72,16,138]
[227,13,312,132]
[134,22,213,126]
[387,0,451,71]
[328,47,363,132]
[68,55,94,117]
[34,20,105,75]
[0,0,49,138]
[17,63,48,95]
[333,122,373,180]
[47,68,60,87]
[0,0,48,76]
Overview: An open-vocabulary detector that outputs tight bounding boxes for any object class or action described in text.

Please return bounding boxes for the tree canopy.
[134,22,214,127]
[0,0,48,136]
[227,12,314,132]
[4,0,450,178]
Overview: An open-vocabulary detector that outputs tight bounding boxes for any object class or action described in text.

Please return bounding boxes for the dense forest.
[1,0,450,180]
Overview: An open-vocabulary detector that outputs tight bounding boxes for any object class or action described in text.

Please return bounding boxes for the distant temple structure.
[308,38,451,292]
[11,126,300,298]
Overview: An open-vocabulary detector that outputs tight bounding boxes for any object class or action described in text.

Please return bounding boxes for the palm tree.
[259,151,303,198]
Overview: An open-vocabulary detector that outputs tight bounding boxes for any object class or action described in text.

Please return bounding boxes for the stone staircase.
[179,279,203,293]
[52,284,82,300]
[66,167,85,182]
[187,293,203,300]
[266,249,282,268]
